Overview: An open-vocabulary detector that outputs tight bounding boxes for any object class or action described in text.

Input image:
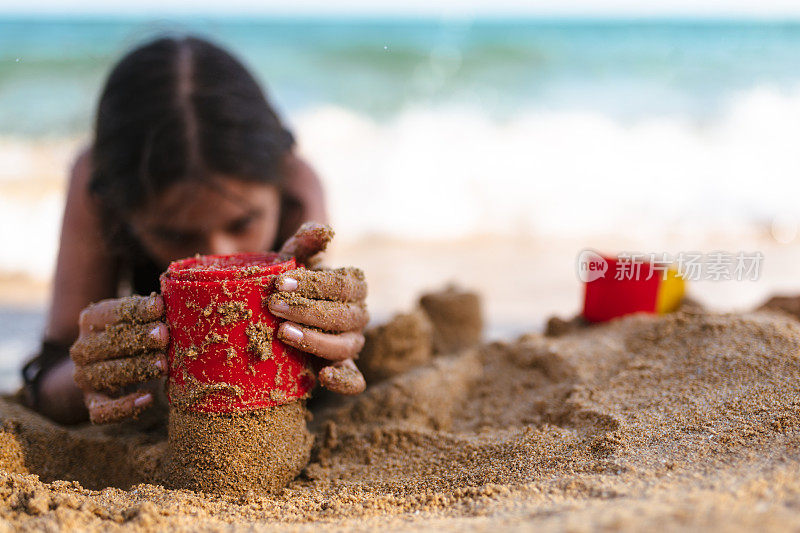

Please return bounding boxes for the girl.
[22,36,368,425]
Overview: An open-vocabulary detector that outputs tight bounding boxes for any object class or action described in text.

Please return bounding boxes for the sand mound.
[1,309,800,530]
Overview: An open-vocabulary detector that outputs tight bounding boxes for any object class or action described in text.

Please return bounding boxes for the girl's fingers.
[278,222,334,264]
[74,352,167,394]
[275,267,367,303]
[79,294,164,334]
[277,322,364,361]
[268,295,369,333]
[318,359,366,395]
[70,322,169,365]
[85,390,153,425]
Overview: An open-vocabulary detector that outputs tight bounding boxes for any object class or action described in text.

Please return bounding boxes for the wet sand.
[0,306,799,530]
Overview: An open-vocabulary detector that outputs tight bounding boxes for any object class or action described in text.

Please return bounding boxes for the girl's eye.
[228,215,255,235]
[157,229,200,244]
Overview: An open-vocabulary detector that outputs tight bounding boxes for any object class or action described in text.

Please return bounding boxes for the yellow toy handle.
[656,268,686,314]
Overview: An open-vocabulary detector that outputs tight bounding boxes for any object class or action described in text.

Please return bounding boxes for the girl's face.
[128,176,281,269]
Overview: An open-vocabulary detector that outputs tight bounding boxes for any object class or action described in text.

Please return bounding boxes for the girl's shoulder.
[62,146,105,243]
[70,146,92,193]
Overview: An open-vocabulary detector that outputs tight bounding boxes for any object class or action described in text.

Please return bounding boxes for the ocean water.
[3,17,800,277]
[2,18,800,133]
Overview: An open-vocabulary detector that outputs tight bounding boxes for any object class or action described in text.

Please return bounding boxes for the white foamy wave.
[4,85,800,281]
[0,138,78,281]
[294,84,800,242]
[0,194,63,280]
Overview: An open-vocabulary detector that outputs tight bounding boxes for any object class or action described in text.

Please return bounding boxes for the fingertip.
[150,323,169,344]
[278,322,304,344]
[85,391,102,410]
[318,365,335,385]
[276,276,299,292]
[352,333,366,354]
[148,294,165,316]
[318,360,366,395]
[78,307,89,329]
[134,392,153,408]
[267,295,289,315]
[69,340,87,366]
[341,358,360,371]
[283,222,335,263]
[155,353,168,373]
[298,221,330,237]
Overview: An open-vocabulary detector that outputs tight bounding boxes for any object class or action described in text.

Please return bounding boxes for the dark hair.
[89,35,294,237]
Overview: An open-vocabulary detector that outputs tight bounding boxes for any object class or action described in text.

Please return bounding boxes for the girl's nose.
[207,232,239,256]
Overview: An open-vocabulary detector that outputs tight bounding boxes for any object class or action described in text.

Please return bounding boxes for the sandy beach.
[3,15,800,531]
[0,303,799,530]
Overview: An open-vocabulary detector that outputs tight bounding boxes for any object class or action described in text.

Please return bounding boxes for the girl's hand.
[69,294,168,424]
[270,223,368,395]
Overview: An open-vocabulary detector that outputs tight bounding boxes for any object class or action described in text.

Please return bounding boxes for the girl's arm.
[33,148,120,423]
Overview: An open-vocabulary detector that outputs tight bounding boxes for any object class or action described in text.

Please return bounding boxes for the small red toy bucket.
[582,255,685,323]
[160,252,316,413]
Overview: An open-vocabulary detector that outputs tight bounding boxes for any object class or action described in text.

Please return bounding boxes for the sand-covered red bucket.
[159,252,315,495]
[160,252,316,411]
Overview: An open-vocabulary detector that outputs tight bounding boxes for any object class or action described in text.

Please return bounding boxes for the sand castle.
[159,253,317,495]
[0,290,799,530]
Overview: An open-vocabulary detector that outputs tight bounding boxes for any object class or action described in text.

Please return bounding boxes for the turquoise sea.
[2,17,800,136]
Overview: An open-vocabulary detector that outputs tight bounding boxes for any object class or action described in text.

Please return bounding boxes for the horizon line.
[3,12,800,21]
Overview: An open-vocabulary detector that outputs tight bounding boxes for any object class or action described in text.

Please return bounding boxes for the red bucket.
[582,256,685,323]
[160,252,316,413]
